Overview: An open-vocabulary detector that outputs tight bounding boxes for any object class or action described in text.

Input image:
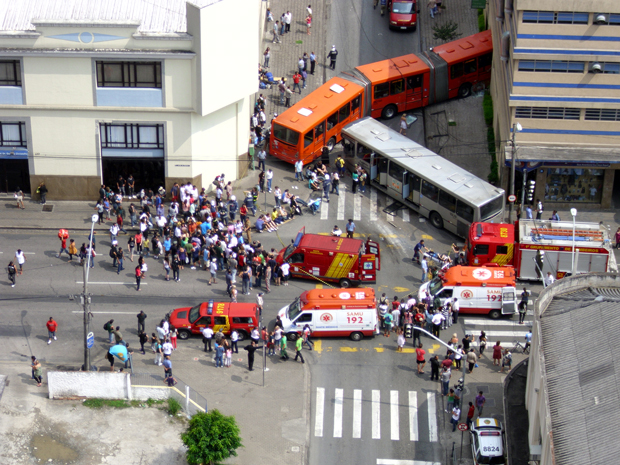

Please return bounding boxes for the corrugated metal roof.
[541,287,620,465]
[0,0,218,34]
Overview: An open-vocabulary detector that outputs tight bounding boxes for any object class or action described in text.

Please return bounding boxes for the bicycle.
[512,339,530,355]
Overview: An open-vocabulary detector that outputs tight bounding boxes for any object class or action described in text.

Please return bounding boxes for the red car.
[388,0,418,31]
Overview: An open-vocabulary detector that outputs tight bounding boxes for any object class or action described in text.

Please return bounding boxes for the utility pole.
[509,122,522,223]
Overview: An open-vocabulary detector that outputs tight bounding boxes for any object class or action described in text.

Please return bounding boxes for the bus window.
[377,156,388,177]
[356,143,370,160]
[314,122,325,140]
[456,199,474,222]
[438,190,457,213]
[374,82,389,99]
[272,123,300,146]
[450,63,464,79]
[407,75,423,90]
[327,112,338,130]
[304,130,313,148]
[352,95,361,112]
[421,180,439,202]
[410,174,421,191]
[390,79,404,95]
[479,53,492,71]
[339,103,351,123]
[464,59,477,75]
[388,161,403,179]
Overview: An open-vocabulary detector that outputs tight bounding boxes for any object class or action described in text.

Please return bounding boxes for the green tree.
[182,410,242,465]
[432,21,462,42]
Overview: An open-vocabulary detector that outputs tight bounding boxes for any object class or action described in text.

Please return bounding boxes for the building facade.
[0,0,258,199]
[490,0,620,210]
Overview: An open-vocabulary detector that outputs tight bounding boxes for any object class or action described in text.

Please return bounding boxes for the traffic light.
[526,180,536,203]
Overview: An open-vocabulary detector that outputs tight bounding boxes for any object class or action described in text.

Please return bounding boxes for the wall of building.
[48,371,129,399]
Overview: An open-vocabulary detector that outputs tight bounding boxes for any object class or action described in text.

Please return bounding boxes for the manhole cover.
[42,205,54,212]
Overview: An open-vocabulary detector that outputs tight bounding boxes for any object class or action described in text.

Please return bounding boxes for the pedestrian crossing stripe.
[314,388,438,442]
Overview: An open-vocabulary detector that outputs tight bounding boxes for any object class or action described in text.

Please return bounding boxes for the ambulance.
[467,220,617,281]
[277,288,378,341]
[276,227,380,288]
[167,300,260,341]
[418,265,517,319]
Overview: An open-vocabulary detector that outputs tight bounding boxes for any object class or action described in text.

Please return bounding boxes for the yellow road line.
[340,347,358,352]
[314,340,322,354]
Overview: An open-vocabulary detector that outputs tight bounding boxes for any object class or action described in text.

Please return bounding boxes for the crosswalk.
[462,317,531,349]
[314,387,438,442]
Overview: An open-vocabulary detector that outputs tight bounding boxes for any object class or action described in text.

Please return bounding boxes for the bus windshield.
[428,277,444,296]
[288,298,302,321]
[392,2,415,13]
[188,304,202,324]
[480,195,504,221]
[273,123,300,146]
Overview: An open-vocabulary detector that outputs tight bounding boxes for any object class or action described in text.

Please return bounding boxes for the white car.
[470,417,506,465]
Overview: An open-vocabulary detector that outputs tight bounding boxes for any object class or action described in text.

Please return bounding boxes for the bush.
[432,21,462,43]
[182,410,242,465]
[167,397,182,416]
[483,91,493,127]
[478,9,486,32]
[82,398,130,409]
[487,127,499,185]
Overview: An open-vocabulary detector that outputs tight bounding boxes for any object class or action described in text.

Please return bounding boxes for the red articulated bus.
[269,30,492,165]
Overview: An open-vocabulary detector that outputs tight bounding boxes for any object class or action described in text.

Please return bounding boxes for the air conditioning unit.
[594,14,607,24]
[589,62,603,73]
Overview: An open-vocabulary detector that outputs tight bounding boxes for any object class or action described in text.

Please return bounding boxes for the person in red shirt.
[466,401,475,429]
[57,236,69,258]
[292,72,302,94]
[46,317,58,344]
[415,343,426,374]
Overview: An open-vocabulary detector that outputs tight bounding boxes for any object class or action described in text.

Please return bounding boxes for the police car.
[470,418,506,465]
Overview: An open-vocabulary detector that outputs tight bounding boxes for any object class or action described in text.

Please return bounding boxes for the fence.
[130,372,208,417]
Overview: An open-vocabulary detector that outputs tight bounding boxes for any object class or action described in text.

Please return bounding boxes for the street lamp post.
[570,208,578,275]
[508,122,522,223]
[83,214,98,371]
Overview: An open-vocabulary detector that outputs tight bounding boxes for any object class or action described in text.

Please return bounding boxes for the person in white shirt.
[162,339,173,357]
[266,169,274,192]
[421,257,429,283]
[331,225,342,236]
[544,272,555,287]
[230,330,239,353]
[452,298,460,324]
[295,160,304,181]
[406,294,417,310]
[281,262,290,285]
[274,326,283,354]
[202,326,214,352]
[14,249,26,275]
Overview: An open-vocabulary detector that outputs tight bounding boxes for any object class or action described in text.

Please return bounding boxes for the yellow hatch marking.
[379,234,397,238]
[401,348,415,353]
[421,234,434,240]
[315,284,323,289]
[314,340,322,354]
[393,286,409,293]
[427,344,441,354]
[340,347,358,352]
[374,347,385,353]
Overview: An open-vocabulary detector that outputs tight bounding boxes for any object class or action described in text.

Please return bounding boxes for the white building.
[0,0,258,199]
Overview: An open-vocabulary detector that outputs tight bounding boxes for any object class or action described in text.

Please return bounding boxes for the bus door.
[405,74,424,110]
[373,154,388,187]
[369,153,378,181]
[437,189,459,234]
[408,172,421,205]
[402,172,410,199]
[387,160,405,199]
[309,122,325,158]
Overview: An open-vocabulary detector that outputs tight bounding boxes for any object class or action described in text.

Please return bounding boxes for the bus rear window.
[272,123,300,146]
[480,196,504,220]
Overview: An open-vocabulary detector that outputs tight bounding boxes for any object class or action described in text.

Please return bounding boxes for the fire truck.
[467,220,617,281]
[276,227,380,288]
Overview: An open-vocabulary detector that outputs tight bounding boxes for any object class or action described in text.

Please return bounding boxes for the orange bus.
[269,30,493,165]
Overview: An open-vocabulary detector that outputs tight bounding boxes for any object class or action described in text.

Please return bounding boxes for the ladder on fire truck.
[531,226,604,242]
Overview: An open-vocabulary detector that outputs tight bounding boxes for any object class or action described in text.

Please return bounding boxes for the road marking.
[427,343,441,354]
[390,390,399,441]
[374,347,384,353]
[337,190,345,221]
[463,318,531,327]
[333,388,344,438]
[314,340,322,354]
[320,198,328,220]
[401,348,415,354]
[370,189,378,221]
[421,234,434,240]
[315,284,323,289]
[340,347,358,352]
[377,460,441,465]
[427,392,438,442]
[72,311,140,315]
[393,286,409,292]
[402,209,410,222]
[379,234,397,238]
[75,282,147,285]
[409,391,418,441]
[314,387,325,437]
[372,390,381,439]
[354,194,361,221]
[353,389,362,439]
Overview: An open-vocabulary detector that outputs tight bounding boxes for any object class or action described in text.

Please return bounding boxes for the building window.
[518,60,584,73]
[515,107,581,120]
[0,122,26,147]
[544,168,603,203]
[0,61,21,86]
[96,62,162,88]
[594,14,620,25]
[594,62,620,74]
[100,124,164,149]
[584,109,620,121]
[523,11,589,24]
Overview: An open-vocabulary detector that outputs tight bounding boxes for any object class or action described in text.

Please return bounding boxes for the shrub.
[432,21,462,42]
[167,397,182,416]
[182,410,242,465]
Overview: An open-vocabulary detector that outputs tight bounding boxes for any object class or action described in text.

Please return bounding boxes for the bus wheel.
[178,329,191,340]
[458,83,472,98]
[287,332,299,341]
[429,212,443,230]
[350,332,363,342]
[381,104,398,119]
[326,137,337,152]
[339,278,352,288]
[489,310,501,320]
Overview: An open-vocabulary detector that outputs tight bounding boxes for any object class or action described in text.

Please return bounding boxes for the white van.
[278,288,377,341]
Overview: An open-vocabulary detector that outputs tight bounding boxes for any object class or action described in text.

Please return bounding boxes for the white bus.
[341,117,505,238]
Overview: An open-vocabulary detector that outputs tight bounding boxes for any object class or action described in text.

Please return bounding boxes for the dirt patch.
[31,434,79,462]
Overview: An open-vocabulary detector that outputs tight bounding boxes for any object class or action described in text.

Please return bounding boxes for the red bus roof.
[469,222,515,244]
[273,76,365,133]
[299,234,363,255]
[355,54,430,84]
[432,29,492,65]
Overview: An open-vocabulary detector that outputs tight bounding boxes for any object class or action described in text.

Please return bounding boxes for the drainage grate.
[42,204,54,212]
